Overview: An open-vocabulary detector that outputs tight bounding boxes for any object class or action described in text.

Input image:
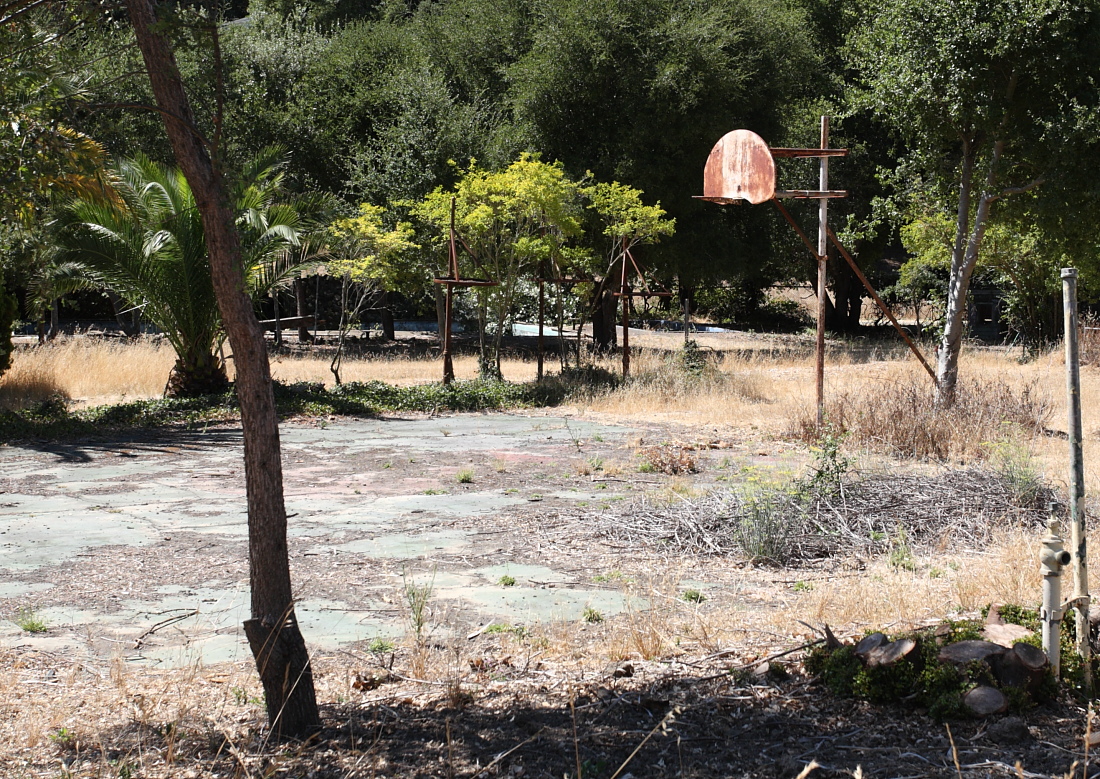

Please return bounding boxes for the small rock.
[963,685,1009,717]
[986,716,1031,745]
[983,623,1034,647]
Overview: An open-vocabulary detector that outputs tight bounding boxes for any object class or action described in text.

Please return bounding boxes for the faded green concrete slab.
[321,529,472,559]
[0,510,161,571]
[0,581,53,598]
[0,413,651,667]
[472,564,574,585]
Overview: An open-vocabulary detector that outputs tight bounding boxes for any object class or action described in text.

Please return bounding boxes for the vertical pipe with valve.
[815,116,829,428]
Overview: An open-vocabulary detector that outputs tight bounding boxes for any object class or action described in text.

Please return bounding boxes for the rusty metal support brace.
[827,228,936,381]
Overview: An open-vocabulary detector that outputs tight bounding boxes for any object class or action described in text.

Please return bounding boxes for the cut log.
[963,685,1008,717]
[854,632,887,660]
[992,642,1050,696]
[865,638,917,668]
[1011,642,1049,670]
[938,640,1006,666]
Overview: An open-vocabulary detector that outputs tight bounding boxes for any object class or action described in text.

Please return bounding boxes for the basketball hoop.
[697,129,775,205]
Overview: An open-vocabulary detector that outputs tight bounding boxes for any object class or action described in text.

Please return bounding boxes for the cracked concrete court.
[0,412,699,666]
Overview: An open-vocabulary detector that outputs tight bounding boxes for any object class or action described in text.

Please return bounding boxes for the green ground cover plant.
[0,378,573,441]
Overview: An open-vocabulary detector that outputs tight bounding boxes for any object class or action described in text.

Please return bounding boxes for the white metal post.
[815,116,829,427]
[1063,267,1091,688]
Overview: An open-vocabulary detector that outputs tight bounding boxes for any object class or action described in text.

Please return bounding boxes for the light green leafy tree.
[412,156,583,379]
[579,180,675,354]
[325,203,417,383]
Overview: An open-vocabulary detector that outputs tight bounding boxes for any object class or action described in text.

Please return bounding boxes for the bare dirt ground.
[0,405,1095,778]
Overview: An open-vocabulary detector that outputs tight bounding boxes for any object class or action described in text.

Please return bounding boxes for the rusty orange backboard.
[701,130,776,205]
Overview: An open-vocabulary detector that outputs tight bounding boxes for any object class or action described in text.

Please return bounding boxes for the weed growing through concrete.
[582,607,603,624]
[498,575,516,587]
[889,526,916,572]
[13,606,46,633]
[456,468,474,483]
[593,570,631,584]
[484,623,528,637]
[368,638,395,654]
[402,568,435,643]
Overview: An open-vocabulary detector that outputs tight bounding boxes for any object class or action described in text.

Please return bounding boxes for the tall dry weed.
[792,374,1052,461]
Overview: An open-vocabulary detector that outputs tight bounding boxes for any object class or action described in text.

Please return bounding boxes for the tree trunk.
[167,350,229,398]
[434,284,446,343]
[293,277,312,343]
[827,260,863,333]
[126,0,319,739]
[380,290,395,341]
[591,285,617,353]
[936,139,1002,406]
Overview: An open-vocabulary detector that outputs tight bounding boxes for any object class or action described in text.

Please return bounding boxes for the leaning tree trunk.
[126,0,319,739]
[936,141,1000,407]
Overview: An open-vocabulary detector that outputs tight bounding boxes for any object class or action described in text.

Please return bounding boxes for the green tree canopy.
[847,0,1100,400]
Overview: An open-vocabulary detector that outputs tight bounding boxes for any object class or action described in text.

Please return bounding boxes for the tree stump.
[854,632,887,660]
[992,642,1049,696]
[865,638,917,668]
[938,640,1006,666]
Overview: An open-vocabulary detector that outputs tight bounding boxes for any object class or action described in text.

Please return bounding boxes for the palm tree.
[53,150,320,397]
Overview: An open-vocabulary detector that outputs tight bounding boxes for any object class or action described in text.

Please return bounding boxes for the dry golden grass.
[0,337,176,410]
[268,351,540,386]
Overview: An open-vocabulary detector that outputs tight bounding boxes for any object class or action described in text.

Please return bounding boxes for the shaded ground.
[4,642,1091,778]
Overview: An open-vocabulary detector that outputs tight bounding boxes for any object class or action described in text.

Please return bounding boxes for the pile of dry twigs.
[594,467,1057,563]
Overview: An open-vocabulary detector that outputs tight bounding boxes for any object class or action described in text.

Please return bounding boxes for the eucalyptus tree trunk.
[126,0,319,738]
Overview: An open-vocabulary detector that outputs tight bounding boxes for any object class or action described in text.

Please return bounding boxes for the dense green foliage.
[804,618,1057,720]
[2,0,1100,383]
